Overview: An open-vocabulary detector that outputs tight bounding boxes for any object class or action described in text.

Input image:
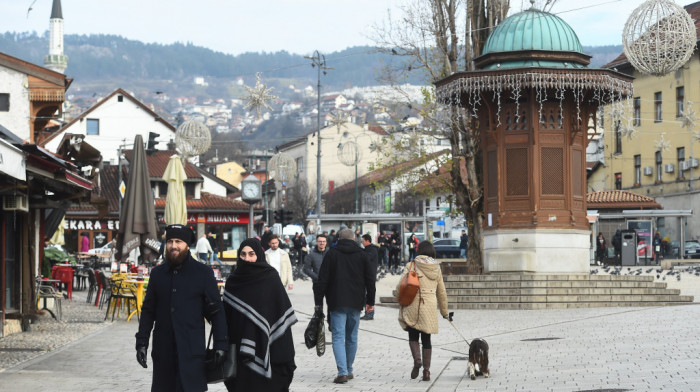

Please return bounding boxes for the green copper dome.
[478,6,587,70]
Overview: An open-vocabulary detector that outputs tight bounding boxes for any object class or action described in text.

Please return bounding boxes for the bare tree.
[375,0,561,271]
[285,179,316,228]
[373,0,512,272]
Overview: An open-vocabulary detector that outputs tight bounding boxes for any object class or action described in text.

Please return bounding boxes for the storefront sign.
[156,213,249,224]
[65,219,120,231]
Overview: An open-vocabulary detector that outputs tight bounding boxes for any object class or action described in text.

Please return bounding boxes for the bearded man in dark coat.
[135,224,228,392]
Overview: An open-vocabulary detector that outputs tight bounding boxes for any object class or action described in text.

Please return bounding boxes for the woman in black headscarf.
[223,238,297,392]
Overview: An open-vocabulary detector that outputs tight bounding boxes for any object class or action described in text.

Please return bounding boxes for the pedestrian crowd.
[135,225,448,391]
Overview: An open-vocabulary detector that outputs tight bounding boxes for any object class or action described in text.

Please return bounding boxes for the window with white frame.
[86,119,99,135]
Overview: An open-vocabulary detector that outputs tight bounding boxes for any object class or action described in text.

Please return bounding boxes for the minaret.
[44,0,68,74]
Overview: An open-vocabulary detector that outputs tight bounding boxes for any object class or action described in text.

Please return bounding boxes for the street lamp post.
[337,131,374,214]
[304,50,331,232]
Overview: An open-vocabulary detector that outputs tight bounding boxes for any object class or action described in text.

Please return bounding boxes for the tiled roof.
[154,192,253,211]
[604,2,700,69]
[124,150,202,179]
[413,157,468,193]
[69,186,253,216]
[368,125,389,136]
[39,88,176,146]
[67,165,120,216]
[586,190,661,210]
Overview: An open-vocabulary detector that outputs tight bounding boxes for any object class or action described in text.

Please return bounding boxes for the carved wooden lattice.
[540,103,563,129]
[488,150,498,197]
[572,149,583,197]
[541,147,564,195]
[506,148,528,196]
[503,105,529,131]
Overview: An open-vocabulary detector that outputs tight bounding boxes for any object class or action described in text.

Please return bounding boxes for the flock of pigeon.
[590,264,700,281]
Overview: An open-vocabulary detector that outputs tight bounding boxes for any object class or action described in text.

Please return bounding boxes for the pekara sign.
[65,219,119,231]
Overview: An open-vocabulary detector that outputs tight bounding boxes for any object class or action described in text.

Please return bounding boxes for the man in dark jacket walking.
[135,224,228,392]
[360,234,379,320]
[459,229,468,259]
[315,229,376,384]
[303,234,327,297]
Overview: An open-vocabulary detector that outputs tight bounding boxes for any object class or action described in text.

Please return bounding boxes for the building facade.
[604,2,700,242]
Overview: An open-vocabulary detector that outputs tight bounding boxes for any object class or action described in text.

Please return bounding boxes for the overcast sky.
[1,0,698,55]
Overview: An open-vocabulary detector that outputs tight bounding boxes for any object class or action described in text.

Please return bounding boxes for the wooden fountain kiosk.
[436,5,633,274]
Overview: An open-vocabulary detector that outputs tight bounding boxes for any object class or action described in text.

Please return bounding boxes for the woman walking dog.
[395,241,449,381]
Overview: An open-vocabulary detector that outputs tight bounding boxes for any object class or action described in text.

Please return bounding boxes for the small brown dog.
[468,338,489,380]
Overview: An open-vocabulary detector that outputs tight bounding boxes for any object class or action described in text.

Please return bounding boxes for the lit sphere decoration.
[268,152,296,182]
[175,119,211,157]
[622,0,696,77]
[337,141,361,167]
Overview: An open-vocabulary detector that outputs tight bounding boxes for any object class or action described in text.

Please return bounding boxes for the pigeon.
[646,268,653,273]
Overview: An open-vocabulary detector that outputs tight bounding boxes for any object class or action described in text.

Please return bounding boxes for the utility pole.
[304,50,331,233]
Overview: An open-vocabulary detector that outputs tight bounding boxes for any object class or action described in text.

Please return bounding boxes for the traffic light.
[282,209,293,225]
[147,132,160,152]
[273,209,283,223]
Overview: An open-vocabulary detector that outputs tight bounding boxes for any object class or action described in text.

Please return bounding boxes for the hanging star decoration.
[654,132,671,153]
[330,111,348,133]
[369,138,388,155]
[243,73,277,118]
[680,102,697,130]
[620,122,637,140]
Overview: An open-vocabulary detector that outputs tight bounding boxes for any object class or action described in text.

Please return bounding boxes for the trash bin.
[621,229,637,266]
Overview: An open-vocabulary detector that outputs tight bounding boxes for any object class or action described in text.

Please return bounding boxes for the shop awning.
[0,138,26,181]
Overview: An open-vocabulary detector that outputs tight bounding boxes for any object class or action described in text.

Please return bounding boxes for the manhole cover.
[0,347,44,352]
[521,337,562,341]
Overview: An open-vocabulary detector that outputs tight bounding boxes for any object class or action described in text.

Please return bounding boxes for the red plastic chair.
[52,266,74,300]
[94,269,103,306]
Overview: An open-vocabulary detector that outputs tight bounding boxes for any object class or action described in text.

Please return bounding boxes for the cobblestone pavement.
[0,290,109,371]
[1,275,700,391]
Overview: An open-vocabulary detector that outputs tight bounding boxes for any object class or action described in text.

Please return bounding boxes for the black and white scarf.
[223,238,297,378]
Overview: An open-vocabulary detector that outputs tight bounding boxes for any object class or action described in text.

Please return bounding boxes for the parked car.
[669,240,700,259]
[684,240,700,259]
[433,238,461,258]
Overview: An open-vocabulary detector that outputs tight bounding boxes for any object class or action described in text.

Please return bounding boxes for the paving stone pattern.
[1,277,699,391]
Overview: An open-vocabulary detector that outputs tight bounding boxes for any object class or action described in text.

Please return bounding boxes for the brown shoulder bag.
[398,262,420,306]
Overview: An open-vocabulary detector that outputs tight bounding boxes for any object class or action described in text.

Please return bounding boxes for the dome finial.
[529,0,537,10]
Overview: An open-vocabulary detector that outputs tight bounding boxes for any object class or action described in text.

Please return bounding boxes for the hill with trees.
[0,32,621,95]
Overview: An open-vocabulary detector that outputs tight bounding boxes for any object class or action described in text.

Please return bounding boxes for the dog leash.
[447,312,471,347]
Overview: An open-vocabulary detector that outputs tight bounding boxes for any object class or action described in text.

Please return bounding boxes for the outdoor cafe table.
[122,278,225,321]
[124,277,148,322]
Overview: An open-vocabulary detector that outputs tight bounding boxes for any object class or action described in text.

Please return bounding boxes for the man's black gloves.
[136,345,148,368]
[214,349,226,366]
